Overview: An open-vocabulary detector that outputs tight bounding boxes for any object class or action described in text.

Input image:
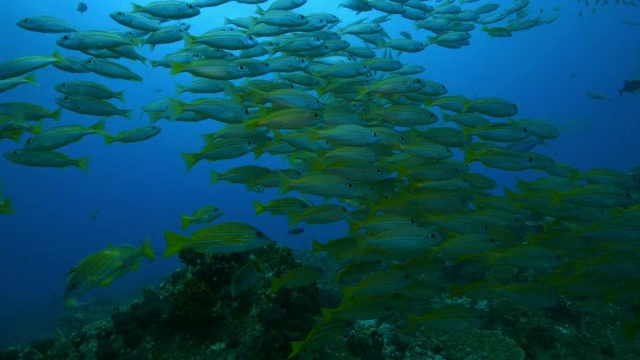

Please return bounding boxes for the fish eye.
[244,108,250,115]
[26,138,31,144]
[87,59,94,64]
[513,105,518,110]
[489,237,496,243]
[347,182,353,188]
[256,230,265,237]
[298,59,305,63]
[299,15,305,19]
[215,48,222,53]
[151,126,158,129]
[301,202,309,208]
[238,65,246,71]
[429,113,435,118]
[527,156,533,162]
[63,96,70,101]
[429,232,437,239]
[624,192,631,198]
[10,151,18,156]
[193,53,202,59]
[22,18,30,23]
[61,82,68,87]
[445,148,451,153]
[522,128,529,133]
[187,4,194,9]
[248,35,255,40]
[263,62,269,67]
[314,99,321,104]
[288,84,295,89]
[312,112,320,118]
[376,168,382,173]
[116,11,124,16]
[440,85,446,89]
[372,132,378,137]
[62,35,70,40]
[414,79,422,83]
[247,140,253,145]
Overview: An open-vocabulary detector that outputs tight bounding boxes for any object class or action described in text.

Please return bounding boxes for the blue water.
[0,0,638,347]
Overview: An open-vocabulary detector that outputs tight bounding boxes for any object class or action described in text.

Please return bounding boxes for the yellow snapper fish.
[65,240,154,304]
[24,120,106,151]
[4,149,89,171]
[65,244,122,301]
[16,15,79,33]
[54,80,125,102]
[0,74,37,93]
[55,95,132,119]
[163,221,271,257]
[105,125,161,145]
[0,52,63,80]
[180,204,224,230]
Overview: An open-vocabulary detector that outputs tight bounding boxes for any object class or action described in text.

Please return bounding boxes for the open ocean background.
[0,0,638,348]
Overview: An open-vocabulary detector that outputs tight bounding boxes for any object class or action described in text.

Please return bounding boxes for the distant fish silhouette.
[619,80,640,95]
[77,2,88,13]
[288,227,304,235]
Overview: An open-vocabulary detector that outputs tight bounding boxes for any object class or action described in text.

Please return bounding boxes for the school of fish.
[1,0,639,357]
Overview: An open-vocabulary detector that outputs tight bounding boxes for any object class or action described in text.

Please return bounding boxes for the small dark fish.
[619,80,640,95]
[89,208,100,220]
[288,227,305,235]
[77,2,88,13]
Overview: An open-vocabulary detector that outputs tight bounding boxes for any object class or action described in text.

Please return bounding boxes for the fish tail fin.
[287,212,301,228]
[123,109,134,120]
[89,119,106,133]
[180,152,198,171]
[163,231,188,258]
[210,170,220,184]
[76,156,89,172]
[183,34,196,47]
[278,172,293,194]
[311,239,324,253]
[180,215,191,230]
[288,341,306,359]
[170,61,185,75]
[116,90,125,102]
[253,201,264,215]
[255,5,265,15]
[104,134,115,145]
[463,146,476,165]
[51,108,62,121]
[167,97,185,119]
[175,83,185,95]
[141,237,156,262]
[52,50,64,63]
[24,73,37,86]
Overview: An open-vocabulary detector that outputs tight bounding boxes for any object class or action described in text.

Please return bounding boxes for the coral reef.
[1,242,639,360]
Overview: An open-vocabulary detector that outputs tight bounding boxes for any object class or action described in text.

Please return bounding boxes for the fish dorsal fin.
[400,31,412,40]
